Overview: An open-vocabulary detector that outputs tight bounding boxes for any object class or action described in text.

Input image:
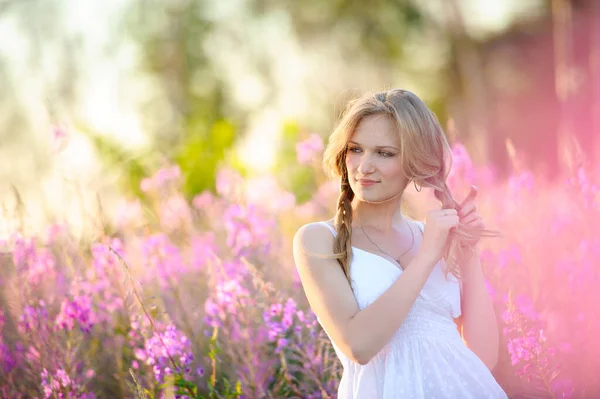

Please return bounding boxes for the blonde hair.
[322,89,501,287]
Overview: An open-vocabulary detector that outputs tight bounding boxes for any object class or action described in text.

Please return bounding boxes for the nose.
[357,154,375,176]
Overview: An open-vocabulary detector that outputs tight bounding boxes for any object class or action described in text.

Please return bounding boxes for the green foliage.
[176,118,246,197]
[84,0,449,203]
[272,120,318,203]
[256,0,425,61]
[120,0,242,198]
[204,327,243,399]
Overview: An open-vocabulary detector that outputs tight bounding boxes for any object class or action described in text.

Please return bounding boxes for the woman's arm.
[293,223,438,365]
[458,244,500,370]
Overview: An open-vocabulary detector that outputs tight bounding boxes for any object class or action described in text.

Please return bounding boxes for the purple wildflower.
[142,233,184,289]
[204,278,250,330]
[134,324,199,385]
[223,204,274,256]
[18,301,50,335]
[40,367,96,399]
[263,298,318,353]
[191,232,217,271]
[55,294,97,334]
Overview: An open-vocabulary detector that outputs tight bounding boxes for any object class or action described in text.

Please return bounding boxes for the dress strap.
[318,221,338,237]
[414,220,425,235]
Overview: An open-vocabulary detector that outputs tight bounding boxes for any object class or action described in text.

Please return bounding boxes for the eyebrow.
[348,141,399,151]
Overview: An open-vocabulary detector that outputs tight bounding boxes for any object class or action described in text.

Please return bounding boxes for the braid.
[334,167,355,289]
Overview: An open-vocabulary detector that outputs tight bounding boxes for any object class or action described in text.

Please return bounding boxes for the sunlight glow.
[238,109,280,173]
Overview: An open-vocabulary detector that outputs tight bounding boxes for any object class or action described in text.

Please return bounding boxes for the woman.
[292,89,508,398]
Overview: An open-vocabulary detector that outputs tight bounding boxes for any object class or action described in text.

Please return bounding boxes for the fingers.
[442,210,459,228]
[431,208,458,216]
[458,203,476,218]
[463,185,478,203]
[448,215,460,232]
[458,186,478,217]
[459,185,478,208]
[460,212,480,225]
[426,208,459,231]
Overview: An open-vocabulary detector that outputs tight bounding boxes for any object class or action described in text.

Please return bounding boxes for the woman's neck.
[351,199,404,233]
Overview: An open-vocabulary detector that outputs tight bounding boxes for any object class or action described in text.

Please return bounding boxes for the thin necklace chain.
[356,219,415,263]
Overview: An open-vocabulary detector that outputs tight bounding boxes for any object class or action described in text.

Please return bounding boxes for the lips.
[357,179,379,186]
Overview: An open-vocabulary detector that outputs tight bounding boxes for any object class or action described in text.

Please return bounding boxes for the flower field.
[0,138,599,398]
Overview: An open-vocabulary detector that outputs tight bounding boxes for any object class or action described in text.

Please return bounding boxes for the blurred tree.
[123,0,245,197]
[119,0,444,202]
[253,0,425,63]
[2,0,555,208]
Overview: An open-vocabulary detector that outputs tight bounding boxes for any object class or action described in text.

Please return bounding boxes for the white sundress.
[316,221,508,399]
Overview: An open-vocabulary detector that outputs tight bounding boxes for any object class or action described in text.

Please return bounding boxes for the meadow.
[0,135,598,398]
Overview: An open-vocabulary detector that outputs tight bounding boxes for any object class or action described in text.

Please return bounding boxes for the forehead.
[350,114,399,147]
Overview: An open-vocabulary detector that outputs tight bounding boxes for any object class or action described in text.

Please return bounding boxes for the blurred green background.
[1,0,599,236]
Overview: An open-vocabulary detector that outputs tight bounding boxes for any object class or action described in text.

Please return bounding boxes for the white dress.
[316,221,508,399]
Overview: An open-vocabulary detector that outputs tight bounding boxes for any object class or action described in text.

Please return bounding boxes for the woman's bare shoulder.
[293,220,337,258]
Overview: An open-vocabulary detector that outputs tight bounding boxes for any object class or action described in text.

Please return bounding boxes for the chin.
[355,191,382,202]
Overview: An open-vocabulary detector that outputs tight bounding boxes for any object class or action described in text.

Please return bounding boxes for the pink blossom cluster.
[263,298,318,354]
[296,133,324,165]
[134,324,200,386]
[40,368,96,399]
[3,135,600,397]
[204,278,250,330]
[223,203,275,256]
[141,165,182,193]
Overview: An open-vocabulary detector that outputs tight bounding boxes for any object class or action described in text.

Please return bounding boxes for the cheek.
[345,154,358,170]
[379,160,404,179]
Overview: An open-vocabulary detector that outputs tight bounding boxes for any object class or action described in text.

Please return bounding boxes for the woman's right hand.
[418,208,460,266]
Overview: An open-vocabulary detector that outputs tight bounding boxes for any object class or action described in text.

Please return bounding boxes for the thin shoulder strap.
[415,220,425,235]
[318,221,338,237]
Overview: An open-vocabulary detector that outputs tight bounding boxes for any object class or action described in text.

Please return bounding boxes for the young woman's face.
[345,114,408,202]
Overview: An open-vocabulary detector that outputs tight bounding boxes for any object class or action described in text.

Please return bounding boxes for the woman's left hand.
[457,185,485,247]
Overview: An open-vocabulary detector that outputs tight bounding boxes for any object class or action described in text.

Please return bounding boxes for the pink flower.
[114,199,143,229]
[44,223,66,244]
[215,167,245,199]
[245,176,297,212]
[140,165,182,193]
[191,232,217,270]
[55,295,97,334]
[508,170,534,192]
[450,142,473,172]
[134,324,196,384]
[296,133,324,165]
[140,178,153,192]
[26,249,56,286]
[51,126,69,153]
[192,190,214,210]
[314,180,340,207]
[223,204,275,256]
[158,194,192,232]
